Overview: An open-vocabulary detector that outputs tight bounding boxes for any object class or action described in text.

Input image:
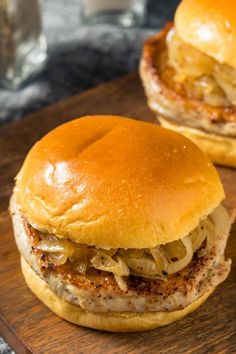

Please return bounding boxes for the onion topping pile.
[160,29,236,107]
[34,215,216,291]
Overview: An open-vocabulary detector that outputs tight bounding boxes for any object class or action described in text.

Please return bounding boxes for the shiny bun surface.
[15,115,224,248]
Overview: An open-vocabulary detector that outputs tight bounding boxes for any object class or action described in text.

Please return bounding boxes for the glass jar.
[0,0,47,89]
[80,0,147,27]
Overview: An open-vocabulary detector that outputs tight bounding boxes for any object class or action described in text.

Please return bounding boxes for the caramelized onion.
[36,239,76,255]
[68,245,89,262]
[162,239,186,261]
[72,260,87,274]
[165,237,193,274]
[124,256,161,276]
[114,275,127,292]
[91,252,129,277]
[204,218,215,252]
[33,208,223,290]
[165,29,236,107]
[167,29,215,79]
[149,247,168,272]
[190,224,207,252]
[49,252,68,266]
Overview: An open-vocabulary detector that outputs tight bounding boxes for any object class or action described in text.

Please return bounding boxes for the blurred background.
[0,0,179,125]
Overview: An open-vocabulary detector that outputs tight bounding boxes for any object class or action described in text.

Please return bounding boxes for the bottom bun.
[159,118,236,168]
[21,257,214,332]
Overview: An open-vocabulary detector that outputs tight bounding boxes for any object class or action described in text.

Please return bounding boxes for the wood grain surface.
[0,73,235,354]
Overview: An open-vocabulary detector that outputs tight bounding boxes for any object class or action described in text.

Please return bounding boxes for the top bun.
[175,0,236,68]
[15,116,224,249]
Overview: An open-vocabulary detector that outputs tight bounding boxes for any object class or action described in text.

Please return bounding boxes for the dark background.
[0,0,179,125]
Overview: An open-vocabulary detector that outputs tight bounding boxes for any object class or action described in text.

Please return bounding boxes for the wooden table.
[0,74,235,354]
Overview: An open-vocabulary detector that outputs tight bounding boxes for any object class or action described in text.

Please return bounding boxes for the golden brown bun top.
[175,0,236,68]
[15,116,224,248]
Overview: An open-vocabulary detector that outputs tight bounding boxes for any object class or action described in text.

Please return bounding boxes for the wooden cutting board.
[0,73,235,354]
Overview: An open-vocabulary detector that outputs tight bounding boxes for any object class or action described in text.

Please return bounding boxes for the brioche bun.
[175,0,236,68]
[15,115,224,249]
[159,118,236,168]
[21,257,214,332]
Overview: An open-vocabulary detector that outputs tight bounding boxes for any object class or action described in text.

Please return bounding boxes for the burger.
[10,115,232,332]
[140,0,236,168]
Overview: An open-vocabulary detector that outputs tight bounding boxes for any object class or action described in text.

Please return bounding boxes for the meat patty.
[140,23,236,138]
[11,197,231,313]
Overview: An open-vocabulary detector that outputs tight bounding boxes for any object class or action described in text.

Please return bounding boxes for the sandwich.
[140,0,236,168]
[10,115,232,332]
